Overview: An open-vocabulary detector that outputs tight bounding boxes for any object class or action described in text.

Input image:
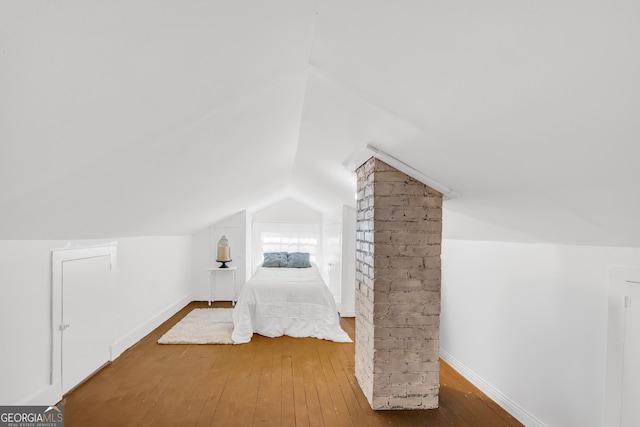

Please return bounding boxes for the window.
[252,222,321,271]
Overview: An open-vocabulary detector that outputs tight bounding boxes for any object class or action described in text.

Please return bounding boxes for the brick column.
[355,157,442,410]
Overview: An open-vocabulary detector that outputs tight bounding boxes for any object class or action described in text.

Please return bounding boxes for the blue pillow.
[286,252,311,268]
[263,252,288,267]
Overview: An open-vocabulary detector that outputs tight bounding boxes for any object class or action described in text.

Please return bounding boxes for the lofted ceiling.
[1,0,639,246]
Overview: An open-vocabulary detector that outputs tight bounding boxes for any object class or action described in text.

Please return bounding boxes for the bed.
[231,255,352,344]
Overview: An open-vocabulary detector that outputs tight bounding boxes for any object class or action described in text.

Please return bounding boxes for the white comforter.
[231,265,352,344]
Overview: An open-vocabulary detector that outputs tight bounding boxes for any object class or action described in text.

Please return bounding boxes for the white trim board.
[343,144,461,200]
[440,348,545,427]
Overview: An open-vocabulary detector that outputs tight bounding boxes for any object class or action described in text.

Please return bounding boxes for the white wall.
[322,206,343,296]
[321,205,356,316]
[191,212,247,301]
[440,239,640,427]
[252,197,322,224]
[0,236,192,406]
[112,236,192,356]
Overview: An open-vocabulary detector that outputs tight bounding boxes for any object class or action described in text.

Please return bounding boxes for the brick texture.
[355,157,442,410]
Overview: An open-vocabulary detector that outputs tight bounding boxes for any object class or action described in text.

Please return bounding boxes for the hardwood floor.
[61,301,523,426]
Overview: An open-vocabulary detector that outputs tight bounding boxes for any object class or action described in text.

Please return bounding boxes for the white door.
[621,281,640,426]
[61,255,112,394]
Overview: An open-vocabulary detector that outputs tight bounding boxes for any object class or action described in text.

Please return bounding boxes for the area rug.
[158,308,234,344]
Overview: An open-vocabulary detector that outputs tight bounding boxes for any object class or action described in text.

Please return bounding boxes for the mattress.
[231,265,352,344]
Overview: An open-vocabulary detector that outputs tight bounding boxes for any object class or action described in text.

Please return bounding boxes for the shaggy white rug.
[158,308,234,344]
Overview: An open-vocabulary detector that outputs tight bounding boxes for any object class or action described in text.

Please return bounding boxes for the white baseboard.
[110,294,191,359]
[440,348,545,427]
[340,311,355,317]
[23,385,62,406]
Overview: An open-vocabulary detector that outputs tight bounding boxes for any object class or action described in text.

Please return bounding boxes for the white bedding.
[231,265,352,344]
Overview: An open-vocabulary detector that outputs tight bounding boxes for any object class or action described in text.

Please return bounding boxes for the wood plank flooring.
[60,301,523,426]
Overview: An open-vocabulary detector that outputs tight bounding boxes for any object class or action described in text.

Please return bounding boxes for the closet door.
[621,282,640,426]
[61,255,112,394]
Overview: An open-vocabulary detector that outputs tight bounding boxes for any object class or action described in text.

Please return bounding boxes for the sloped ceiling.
[1,1,639,246]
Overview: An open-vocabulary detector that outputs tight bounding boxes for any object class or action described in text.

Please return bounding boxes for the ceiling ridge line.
[289,0,322,180]
[307,63,431,138]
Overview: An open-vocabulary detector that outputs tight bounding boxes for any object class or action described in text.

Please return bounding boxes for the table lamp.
[216,235,232,268]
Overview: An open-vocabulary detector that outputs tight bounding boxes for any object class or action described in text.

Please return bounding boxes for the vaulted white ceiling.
[2,1,639,246]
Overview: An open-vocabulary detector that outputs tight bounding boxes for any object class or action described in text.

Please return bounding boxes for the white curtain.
[252,222,321,272]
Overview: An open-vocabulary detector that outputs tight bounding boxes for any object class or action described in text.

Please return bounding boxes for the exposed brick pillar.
[354,157,442,410]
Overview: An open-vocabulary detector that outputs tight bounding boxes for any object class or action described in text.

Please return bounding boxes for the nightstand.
[206,266,238,306]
